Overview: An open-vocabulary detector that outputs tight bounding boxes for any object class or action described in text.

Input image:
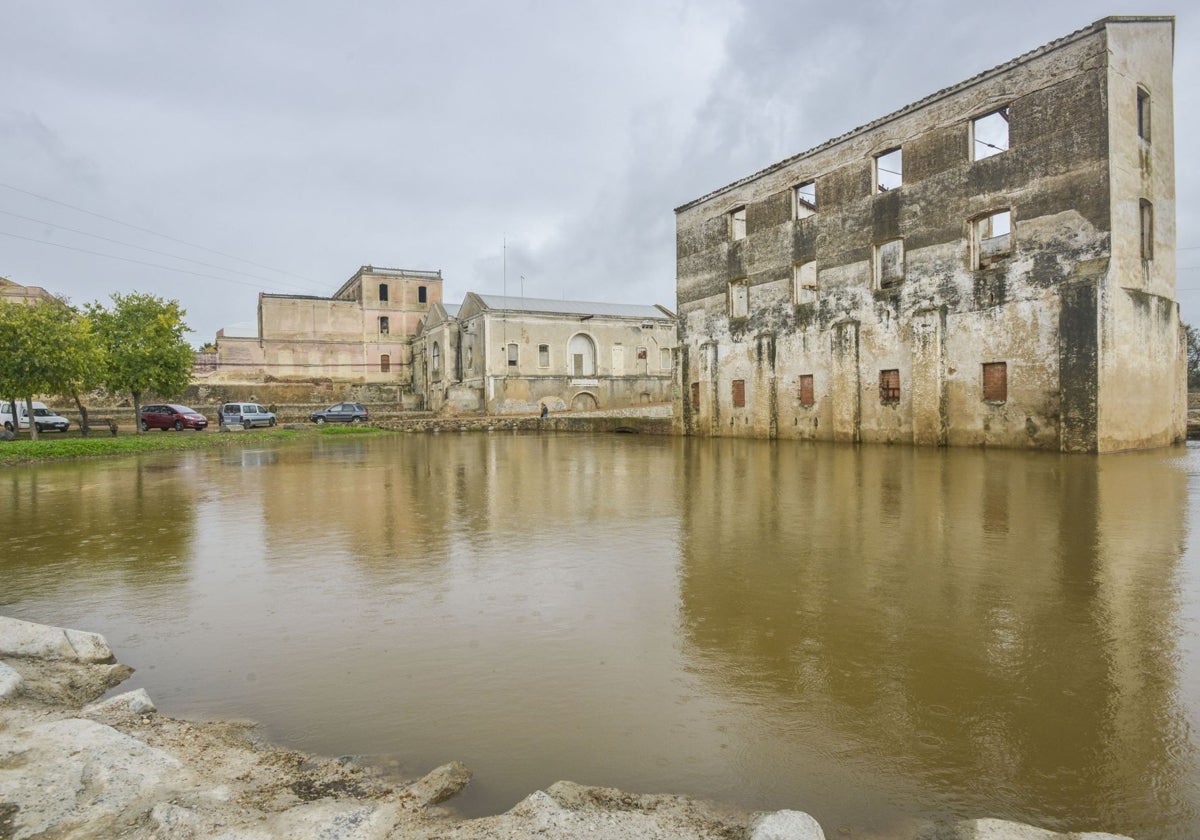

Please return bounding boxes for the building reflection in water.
[677,440,1194,837]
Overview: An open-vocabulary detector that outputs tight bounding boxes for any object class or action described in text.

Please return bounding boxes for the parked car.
[220,402,276,429]
[139,404,208,432]
[1,400,70,433]
[309,402,369,424]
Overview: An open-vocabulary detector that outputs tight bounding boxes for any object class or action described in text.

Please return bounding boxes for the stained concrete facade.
[215,266,441,383]
[674,16,1183,452]
[0,278,56,306]
[413,293,676,414]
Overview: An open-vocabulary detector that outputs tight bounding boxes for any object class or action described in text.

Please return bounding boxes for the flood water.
[2,433,1199,839]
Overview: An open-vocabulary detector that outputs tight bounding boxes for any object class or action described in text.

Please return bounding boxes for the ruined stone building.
[412,293,676,414]
[215,266,441,383]
[674,16,1183,452]
[0,277,56,306]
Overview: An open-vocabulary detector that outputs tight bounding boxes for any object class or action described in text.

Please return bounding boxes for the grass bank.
[0,425,384,466]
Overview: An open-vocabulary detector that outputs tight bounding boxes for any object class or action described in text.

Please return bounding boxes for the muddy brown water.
[2,434,1198,839]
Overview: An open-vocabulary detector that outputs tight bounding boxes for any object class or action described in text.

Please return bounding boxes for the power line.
[0,208,327,294]
[0,180,321,286]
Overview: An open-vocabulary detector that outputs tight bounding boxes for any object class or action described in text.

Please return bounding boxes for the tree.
[87,293,194,433]
[0,298,96,441]
[1186,323,1200,390]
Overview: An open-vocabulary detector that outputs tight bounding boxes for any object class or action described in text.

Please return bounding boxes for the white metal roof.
[473,294,671,320]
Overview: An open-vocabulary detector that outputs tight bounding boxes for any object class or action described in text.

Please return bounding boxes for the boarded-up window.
[879,369,900,404]
[730,206,746,240]
[729,278,749,318]
[876,239,904,289]
[539,344,550,367]
[798,374,814,406]
[732,379,746,408]
[1140,199,1154,260]
[983,362,1008,403]
[974,210,1012,269]
[690,382,700,410]
[380,354,390,373]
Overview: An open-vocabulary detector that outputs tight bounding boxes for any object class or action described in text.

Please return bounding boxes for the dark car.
[140,404,208,432]
[309,402,369,424]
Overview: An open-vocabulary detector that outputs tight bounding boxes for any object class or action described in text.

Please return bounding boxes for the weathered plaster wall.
[674,18,1180,451]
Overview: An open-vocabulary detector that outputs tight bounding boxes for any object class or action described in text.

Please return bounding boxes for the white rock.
[750,809,826,840]
[406,759,472,806]
[0,717,188,838]
[0,661,22,699]
[83,687,157,716]
[1072,834,1136,840]
[957,819,1061,839]
[0,616,114,662]
[150,802,202,839]
[268,801,402,839]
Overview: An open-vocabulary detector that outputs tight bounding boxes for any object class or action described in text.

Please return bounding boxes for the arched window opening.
[432,342,441,379]
[568,333,596,377]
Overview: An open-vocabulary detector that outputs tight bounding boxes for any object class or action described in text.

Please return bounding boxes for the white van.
[1,400,70,433]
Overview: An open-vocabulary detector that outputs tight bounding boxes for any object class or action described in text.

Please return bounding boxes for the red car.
[140,404,208,431]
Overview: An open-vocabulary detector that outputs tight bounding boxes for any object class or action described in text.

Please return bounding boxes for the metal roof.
[473,294,671,320]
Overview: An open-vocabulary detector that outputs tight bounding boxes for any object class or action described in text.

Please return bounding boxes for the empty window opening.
[418,286,428,303]
[875,239,905,289]
[732,379,746,408]
[879,369,900,404]
[794,181,817,219]
[798,374,815,407]
[507,343,518,367]
[982,362,1007,403]
[569,333,596,376]
[729,278,749,318]
[972,108,1010,160]
[973,210,1012,269]
[874,148,902,192]
[1140,199,1154,261]
[1137,87,1151,142]
[380,354,390,373]
[730,206,747,240]
[690,382,700,410]
[794,260,818,304]
[379,283,389,302]
[378,316,389,334]
[539,344,550,367]
[431,343,441,378]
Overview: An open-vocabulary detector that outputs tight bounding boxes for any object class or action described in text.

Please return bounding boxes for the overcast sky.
[2,1,1196,343]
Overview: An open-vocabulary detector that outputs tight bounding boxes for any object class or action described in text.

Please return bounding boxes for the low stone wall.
[375,415,673,435]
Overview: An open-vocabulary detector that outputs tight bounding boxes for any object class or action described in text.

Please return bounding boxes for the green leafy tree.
[1186,323,1200,390]
[0,298,95,440]
[87,293,194,433]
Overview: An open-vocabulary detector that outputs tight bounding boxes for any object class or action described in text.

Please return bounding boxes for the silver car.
[219,402,277,429]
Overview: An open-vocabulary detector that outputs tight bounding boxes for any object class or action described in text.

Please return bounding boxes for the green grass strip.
[0,428,306,466]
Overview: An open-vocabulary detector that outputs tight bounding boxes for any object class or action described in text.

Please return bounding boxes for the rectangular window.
[730,206,747,241]
[660,347,671,370]
[690,382,700,410]
[637,346,647,360]
[798,374,814,407]
[793,260,817,304]
[973,210,1012,269]
[732,379,746,408]
[874,148,902,192]
[982,362,1007,403]
[418,286,428,303]
[879,369,900,404]
[379,283,389,302]
[1137,87,1151,142]
[379,316,389,334]
[538,344,550,367]
[729,278,749,318]
[380,354,391,373]
[972,107,1010,160]
[507,343,518,367]
[794,181,817,219]
[1140,199,1154,260]
[875,239,905,289]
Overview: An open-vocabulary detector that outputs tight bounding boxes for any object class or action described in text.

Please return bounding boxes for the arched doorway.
[568,333,596,377]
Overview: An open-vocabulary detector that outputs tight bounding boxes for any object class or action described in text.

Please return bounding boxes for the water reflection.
[678,441,1193,837]
[1,435,1197,839]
